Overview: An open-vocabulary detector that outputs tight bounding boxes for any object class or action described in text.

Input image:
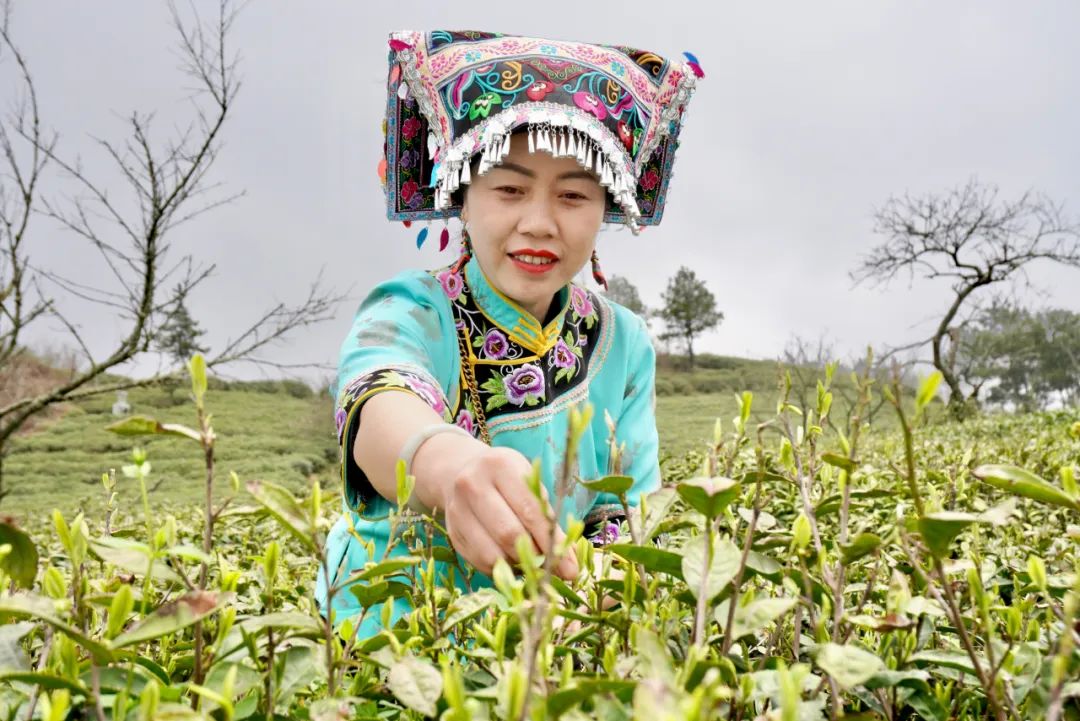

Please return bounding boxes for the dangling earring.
[591,249,608,290]
[451,224,472,275]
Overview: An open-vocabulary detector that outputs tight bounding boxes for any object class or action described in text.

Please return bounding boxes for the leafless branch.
[850,178,1080,413]
[0,0,338,502]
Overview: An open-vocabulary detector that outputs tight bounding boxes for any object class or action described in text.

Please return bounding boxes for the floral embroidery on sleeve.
[335,366,452,445]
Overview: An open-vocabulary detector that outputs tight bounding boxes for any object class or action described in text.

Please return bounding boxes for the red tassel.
[439,227,450,252]
[591,250,608,290]
[402,220,412,229]
[450,250,470,275]
[389,39,412,52]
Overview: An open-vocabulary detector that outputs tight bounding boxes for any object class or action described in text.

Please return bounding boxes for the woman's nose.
[515,193,558,238]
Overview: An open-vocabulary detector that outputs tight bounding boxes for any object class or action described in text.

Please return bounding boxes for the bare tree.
[851,178,1080,416]
[0,0,340,498]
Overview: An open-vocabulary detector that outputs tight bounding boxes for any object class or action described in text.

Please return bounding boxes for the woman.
[316,29,701,635]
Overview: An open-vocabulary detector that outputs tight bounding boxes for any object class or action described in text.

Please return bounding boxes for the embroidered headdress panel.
[382,30,701,234]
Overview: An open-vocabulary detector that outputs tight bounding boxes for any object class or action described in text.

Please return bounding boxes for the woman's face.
[461,133,605,321]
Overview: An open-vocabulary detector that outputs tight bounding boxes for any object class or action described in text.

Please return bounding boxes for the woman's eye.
[496,186,523,195]
[562,192,587,201]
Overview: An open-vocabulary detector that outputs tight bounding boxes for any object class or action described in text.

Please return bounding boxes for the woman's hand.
[439,446,579,581]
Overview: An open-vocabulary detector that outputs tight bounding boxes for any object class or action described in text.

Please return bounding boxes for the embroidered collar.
[463,257,570,356]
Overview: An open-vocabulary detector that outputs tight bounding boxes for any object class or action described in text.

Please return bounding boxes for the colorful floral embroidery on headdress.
[381,30,701,235]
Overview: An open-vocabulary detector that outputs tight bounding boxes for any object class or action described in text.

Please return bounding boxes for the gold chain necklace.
[456,325,491,445]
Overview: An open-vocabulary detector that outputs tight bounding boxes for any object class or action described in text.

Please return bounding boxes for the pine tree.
[602,275,649,322]
[157,288,208,364]
[657,267,723,369]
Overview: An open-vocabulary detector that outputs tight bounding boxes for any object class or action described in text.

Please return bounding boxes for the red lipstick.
[508,249,559,275]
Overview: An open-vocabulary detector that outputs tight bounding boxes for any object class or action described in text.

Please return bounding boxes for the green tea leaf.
[0,622,34,673]
[681,535,741,601]
[972,464,1080,510]
[815,642,884,689]
[106,584,134,640]
[909,649,980,677]
[246,480,317,553]
[113,590,230,648]
[90,537,184,585]
[580,475,634,496]
[821,453,856,472]
[676,476,741,519]
[237,611,323,635]
[444,589,502,629]
[840,532,883,564]
[189,354,208,405]
[917,512,981,558]
[915,372,942,411]
[607,544,684,579]
[0,594,113,662]
[640,487,678,542]
[725,597,798,639]
[0,520,38,588]
[350,556,423,583]
[388,655,442,717]
[105,415,201,442]
[0,671,87,695]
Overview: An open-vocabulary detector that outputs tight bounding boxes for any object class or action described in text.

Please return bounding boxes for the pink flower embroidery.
[573,92,607,120]
[437,269,463,300]
[571,286,594,318]
[402,116,422,140]
[551,338,575,369]
[404,375,446,415]
[640,169,660,191]
[455,409,474,434]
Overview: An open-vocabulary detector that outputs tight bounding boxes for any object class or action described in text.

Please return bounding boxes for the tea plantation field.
[2,365,1079,720]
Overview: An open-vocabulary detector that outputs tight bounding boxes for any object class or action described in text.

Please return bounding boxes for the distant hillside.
[2,351,891,515]
[655,352,788,396]
[3,380,337,515]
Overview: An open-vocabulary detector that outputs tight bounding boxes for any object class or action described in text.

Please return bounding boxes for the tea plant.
[1,355,1079,720]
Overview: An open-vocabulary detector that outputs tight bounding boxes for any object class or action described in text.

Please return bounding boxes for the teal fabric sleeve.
[333,270,458,516]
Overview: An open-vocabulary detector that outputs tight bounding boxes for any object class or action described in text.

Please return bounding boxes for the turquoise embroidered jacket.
[315,256,659,636]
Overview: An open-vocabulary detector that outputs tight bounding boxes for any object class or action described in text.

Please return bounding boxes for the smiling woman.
[316,29,701,636]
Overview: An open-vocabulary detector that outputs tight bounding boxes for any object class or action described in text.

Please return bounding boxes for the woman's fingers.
[494,470,580,581]
[471,485,535,562]
[445,500,503,576]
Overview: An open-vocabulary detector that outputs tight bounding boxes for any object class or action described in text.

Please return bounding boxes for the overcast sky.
[8,1,1080,383]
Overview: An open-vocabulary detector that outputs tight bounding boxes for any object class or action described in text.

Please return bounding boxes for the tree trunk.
[686,334,695,370]
[932,280,989,418]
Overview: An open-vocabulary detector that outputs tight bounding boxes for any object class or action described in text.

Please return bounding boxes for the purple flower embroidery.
[571,286,593,318]
[334,408,348,438]
[404,375,446,415]
[551,338,575,369]
[591,522,621,546]
[483,329,509,360]
[437,269,463,301]
[455,408,474,434]
[400,148,418,168]
[503,363,545,405]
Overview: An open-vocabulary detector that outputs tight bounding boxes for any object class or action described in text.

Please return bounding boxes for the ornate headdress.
[380,30,703,241]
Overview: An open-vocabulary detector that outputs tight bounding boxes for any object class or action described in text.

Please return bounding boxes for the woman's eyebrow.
[495,162,535,178]
[494,162,597,183]
[557,170,599,182]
